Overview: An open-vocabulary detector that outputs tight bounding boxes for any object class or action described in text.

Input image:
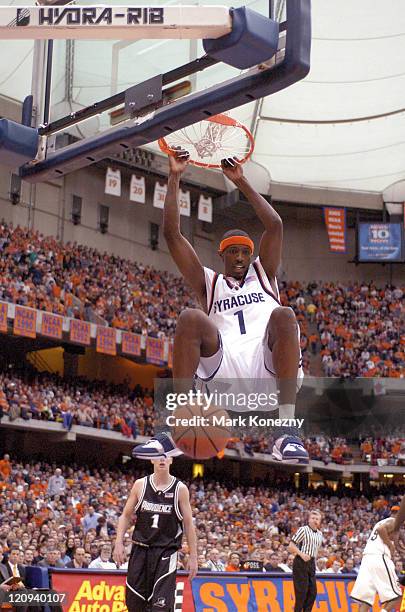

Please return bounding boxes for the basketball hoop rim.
[158,113,255,169]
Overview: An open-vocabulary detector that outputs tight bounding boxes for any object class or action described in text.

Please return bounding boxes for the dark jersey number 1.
[234,310,246,334]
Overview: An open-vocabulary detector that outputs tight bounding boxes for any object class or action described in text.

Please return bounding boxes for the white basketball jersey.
[363,518,393,557]
[203,257,281,354]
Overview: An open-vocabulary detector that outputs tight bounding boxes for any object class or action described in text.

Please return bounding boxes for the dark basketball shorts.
[126,544,178,612]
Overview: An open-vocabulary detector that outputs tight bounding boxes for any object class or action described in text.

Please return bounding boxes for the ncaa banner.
[146,336,165,365]
[359,222,403,262]
[121,331,141,356]
[41,312,63,339]
[13,305,37,338]
[96,326,117,355]
[323,207,346,253]
[0,302,8,333]
[70,319,91,345]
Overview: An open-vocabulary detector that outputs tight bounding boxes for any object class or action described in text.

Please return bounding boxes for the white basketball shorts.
[195,330,304,407]
[350,553,402,606]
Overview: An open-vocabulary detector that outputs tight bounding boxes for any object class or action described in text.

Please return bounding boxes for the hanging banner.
[179,189,191,217]
[121,331,142,356]
[324,207,346,253]
[96,326,117,356]
[105,167,121,197]
[167,339,174,369]
[13,306,37,338]
[146,336,165,365]
[41,312,63,340]
[153,182,167,209]
[198,194,213,223]
[130,175,146,203]
[0,302,8,333]
[70,319,91,346]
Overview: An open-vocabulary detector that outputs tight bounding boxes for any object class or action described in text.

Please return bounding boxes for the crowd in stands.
[2,366,405,465]
[0,368,154,438]
[0,222,403,378]
[0,222,194,338]
[306,282,404,378]
[360,436,405,466]
[0,456,404,577]
[228,435,355,465]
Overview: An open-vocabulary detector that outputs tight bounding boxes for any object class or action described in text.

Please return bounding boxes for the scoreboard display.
[358,223,403,262]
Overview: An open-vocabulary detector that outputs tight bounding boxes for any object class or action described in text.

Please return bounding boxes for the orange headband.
[219,236,254,254]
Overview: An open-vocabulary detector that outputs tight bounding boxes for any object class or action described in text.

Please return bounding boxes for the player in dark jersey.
[113,457,197,612]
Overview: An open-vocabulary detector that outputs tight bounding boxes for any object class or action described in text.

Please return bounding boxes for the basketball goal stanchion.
[0,0,311,181]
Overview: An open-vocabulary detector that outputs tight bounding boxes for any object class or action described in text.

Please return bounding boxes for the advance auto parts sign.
[50,572,193,611]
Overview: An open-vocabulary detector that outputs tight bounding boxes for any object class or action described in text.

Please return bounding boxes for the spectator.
[47,468,66,498]
[265,552,284,573]
[38,548,65,568]
[353,553,362,574]
[82,507,103,534]
[84,553,93,567]
[88,543,116,570]
[58,544,71,567]
[316,557,328,573]
[225,553,241,572]
[66,548,88,569]
[3,546,26,582]
[326,560,342,574]
[23,549,35,566]
[0,454,11,481]
[204,549,225,572]
[340,558,356,574]
[278,553,294,573]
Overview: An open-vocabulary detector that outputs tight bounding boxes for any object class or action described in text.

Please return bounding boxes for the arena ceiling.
[0,0,404,195]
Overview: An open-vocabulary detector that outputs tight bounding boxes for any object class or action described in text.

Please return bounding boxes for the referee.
[288,510,323,612]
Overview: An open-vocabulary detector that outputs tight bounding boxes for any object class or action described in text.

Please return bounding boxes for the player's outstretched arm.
[163,150,206,306]
[178,483,198,580]
[113,478,142,566]
[221,157,282,280]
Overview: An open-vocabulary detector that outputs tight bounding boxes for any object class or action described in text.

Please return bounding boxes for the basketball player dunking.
[113,457,197,612]
[134,149,308,464]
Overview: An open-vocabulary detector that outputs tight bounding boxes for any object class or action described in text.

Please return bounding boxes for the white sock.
[279,404,295,419]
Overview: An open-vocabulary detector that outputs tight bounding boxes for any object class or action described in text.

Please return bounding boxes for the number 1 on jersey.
[234,309,246,334]
[151,514,160,529]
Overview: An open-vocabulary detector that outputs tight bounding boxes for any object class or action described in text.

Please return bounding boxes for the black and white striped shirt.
[292,526,323,558]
